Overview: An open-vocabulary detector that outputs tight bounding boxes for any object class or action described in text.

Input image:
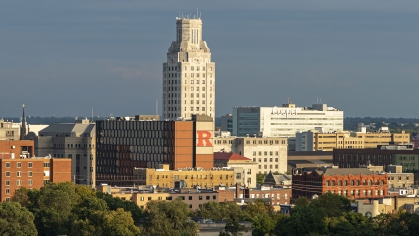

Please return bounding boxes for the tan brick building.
[133,164,239,189]
[296,130,410,151]
[97,184,218,210]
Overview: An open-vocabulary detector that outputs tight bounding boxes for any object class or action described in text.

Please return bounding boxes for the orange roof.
[214,152,251,161]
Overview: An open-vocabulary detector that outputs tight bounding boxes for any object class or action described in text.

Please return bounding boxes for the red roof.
[214,152,251,161]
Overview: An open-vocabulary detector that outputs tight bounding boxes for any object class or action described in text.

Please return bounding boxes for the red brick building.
[0,140,72,202]
[0,140,34,159]
[292,167,388,200]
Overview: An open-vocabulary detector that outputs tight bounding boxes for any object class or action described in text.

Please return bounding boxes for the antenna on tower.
[91,107,94,122]
[197,7,199,19]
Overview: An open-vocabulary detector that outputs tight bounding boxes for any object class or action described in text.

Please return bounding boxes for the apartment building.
[0,155,71,202]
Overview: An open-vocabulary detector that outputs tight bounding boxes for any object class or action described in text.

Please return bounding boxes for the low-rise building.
[217,185,292,209]
[295,129,410,151]
[333,144,419,172]
[133,164,241,189]
[292,166,388,200]
[97,184,218,210]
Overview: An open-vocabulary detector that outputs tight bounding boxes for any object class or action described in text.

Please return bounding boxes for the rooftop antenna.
[91,107,94,122]
[197,7,199,19]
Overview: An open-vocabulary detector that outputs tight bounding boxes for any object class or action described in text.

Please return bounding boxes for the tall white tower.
[163,16,215,120]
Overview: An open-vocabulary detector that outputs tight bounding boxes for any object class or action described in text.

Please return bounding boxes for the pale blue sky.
[1,1,419,118]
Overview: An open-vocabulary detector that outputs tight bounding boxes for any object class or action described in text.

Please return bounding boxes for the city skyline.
[1,1,419,118]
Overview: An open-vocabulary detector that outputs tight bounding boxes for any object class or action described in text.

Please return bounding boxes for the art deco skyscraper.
[163,16,215,120]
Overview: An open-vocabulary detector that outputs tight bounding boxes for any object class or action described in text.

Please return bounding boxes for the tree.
[294,196,309,208]
[0,201,37,236]
[251,211,277,236]
[71,208,141,236]
[96,191,144,223]
[32,182,79,236]
[245,199,273,219]
[142,198,198,236]
[219,219,248,236]
[274,205,327,236]
[196,201,248,222]
[310,192,351,218]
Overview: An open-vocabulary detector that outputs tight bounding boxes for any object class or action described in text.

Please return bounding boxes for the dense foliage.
[7,184,419,236]
[11,182,142,236]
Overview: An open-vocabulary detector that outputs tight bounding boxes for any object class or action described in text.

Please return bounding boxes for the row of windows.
[5,171,33,177]
[5,162,33,168]
[164,66,214,72]
[98,121,170,131]
[325,179,385,186]
[164,73,213,78]
[258,164,279,169]
[5,179,33,186]
[253,158,279,163]
[164,79,213,85]
[253,151,280,156]
[140,195,216,201]
[326,189,384,196]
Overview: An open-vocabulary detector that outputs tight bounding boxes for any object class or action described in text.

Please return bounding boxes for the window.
[44,162,50,168]
[5,180,10,186]
[5,188,10,195]
[17,162,22,168]
[5,162,10,168]
[199,196,203,200]
[28,162,33,168]
[28,180,32,186]
[17,171,22,177]
[16,180,21,186]
[5,171,10,177]
[189,196,192,200]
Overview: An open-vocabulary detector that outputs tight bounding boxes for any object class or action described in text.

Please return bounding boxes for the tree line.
[2,183,419,236]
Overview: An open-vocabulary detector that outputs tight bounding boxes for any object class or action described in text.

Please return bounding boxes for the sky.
[1,1,419,118]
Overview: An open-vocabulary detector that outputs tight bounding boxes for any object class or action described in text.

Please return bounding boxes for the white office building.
[232,103,343,137]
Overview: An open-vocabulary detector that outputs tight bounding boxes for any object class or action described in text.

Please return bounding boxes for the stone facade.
[163,17,215,120]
